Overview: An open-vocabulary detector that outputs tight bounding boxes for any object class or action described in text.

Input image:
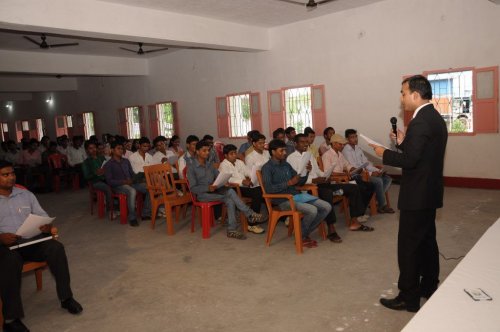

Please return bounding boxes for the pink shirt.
[321,148,352,173]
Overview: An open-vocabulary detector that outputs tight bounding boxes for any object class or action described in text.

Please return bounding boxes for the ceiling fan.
[277,0,337,10]
[23,34,79,49]
[119,42,169,55]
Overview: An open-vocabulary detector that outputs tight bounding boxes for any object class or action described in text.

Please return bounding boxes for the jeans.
[131,182,151,217]
[113,184,137,221]
[198,188,252,232]
[369,175,392,207]
[278,198,331,238]
[91,181,113,212]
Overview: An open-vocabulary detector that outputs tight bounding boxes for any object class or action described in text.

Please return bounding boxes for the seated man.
[219,144,266,235]
[66,136,87,188]
[284,127,296,156]
[238,130,259,160]
[245,133,270,171]
[201,135,220,166]
[127,137,153,219]
[304,127,319,159]
[187,141,264,240]
[151,136,176,165]
[319,126,335,156]
[104,141,146,227]
[343,129,394,214]
[0,160,82,332]
[322,134,375,230]
[261,139,332,248]
[178,135,199,179]
[82,140,113,219]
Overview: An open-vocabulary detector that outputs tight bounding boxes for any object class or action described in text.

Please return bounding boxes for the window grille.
[284,87,312,133]
[126,107,141,139]
[158,102,175,137]
[228,94,251,138]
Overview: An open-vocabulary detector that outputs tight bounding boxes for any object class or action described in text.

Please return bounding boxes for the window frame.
[149,101,180,138]
[216,91,262,139]
[118,106,145,139]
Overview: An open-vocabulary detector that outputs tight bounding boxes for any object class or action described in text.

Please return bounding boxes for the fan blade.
[276,0,306,7]
[120,47,138,53]
[50,43,79,48]
[23,36,41,46]
[144,47,169,54]
[316,0,337,4]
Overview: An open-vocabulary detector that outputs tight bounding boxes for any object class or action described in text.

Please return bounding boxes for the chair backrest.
[214,141,225,162]
[14,184,28,190]
[182,167,199,204]
[48,153,68,170]
[144,163,177,199]
[256,170,274,214]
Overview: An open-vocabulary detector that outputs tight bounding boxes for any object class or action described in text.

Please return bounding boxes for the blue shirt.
[104,158,135,187]
[238,142,251,155]
[0,187,48,234]
[186,159,219,200]
[261,159,307,205]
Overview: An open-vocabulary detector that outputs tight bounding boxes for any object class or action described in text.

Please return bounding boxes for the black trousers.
[397,209,440,303]
[0,239,73,320]
[239,186,263,213]
[352,175,375,209]
[318,182,366,219]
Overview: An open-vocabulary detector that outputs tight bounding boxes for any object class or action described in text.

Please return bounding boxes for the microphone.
[390,117,398,137]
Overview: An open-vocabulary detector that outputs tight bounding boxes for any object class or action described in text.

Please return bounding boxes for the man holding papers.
[187,141,264,240]
[0,160,82,332]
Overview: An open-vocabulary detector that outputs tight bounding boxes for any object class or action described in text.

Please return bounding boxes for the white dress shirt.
[342,144,379,174]
[129,151,153,174]
[287,150,324,184]
[151,150,175,165]
[245,150,270,171]
[66,146,87,166]
[218,158,251,186]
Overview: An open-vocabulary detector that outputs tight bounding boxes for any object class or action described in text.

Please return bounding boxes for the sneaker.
[358,215,370,223]
[227,230,247,240]
[61,297,83,315]
[249,212,265,224]
[247,225,265,234]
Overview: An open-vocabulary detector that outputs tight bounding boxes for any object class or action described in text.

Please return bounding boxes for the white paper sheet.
[15,214,55,239]
[250,163,264,187]
[351,162,369,175]
[297,151,311,176]
[212,172,232,188]
[359,133,390,150]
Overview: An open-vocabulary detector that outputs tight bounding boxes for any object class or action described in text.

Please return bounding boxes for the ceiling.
[0,0,385,59]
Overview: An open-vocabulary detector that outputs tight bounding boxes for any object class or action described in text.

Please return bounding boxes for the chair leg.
[119,195,128,225]
[190,206,196,233]
[318,221,327,240]
[292,214,303,255]
[35,268,43,291]
[343,198,351,227]
[369,194,378,216]
[166,206,175,236]
[97,191,105,218]
[266,213,280,246]
[201,206,212,239]
[151,202,158,229]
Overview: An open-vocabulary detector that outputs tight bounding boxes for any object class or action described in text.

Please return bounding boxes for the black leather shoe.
[129,219,139,227]
[420,289,436,299]
[61,297,83,314]
[380,297,419,312]
[3,319,30,332]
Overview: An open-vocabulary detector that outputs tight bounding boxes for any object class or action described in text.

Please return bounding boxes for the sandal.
[302,238,318,248]
[378,206,395,214]
[327,232,343,243]
[227,231,247,240]
[350,225,374,232]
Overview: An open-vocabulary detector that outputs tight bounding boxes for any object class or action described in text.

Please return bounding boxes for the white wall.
[21,0,500,179]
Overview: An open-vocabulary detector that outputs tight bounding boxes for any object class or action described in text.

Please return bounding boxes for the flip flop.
[350,225,374,232]
[327,232,343,243]
[302,239,318,248]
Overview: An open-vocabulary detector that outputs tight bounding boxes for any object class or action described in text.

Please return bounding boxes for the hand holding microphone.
[389,117,405,145]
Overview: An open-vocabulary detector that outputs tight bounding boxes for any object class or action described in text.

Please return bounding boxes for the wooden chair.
[256,170,305,255]
[144,163,191,235]
[295,184,328,240]
[229,184,250,233]
[0,222,58,324]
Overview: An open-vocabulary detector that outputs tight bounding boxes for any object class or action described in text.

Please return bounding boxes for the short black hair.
[84,140,97,150]
[168,135,180,147]
[153,136,167,147]
[186,135,199,145]
[223,144,237,155]
[345,129,357,138]
[110,141,123,149]
[195,140,211,151]
[252,133,266,143]
[272,128,285,139]
[285,127,296,135]
[304,127,315,135]
[294,133,308,143]
[402,75,433,100]
[138,137,150,145]
[202,134,214,141]
[323,127,334,137]
[247,130,259,138]
[49,141,58,148]
[268,139,287,152]
[0,160,13,170]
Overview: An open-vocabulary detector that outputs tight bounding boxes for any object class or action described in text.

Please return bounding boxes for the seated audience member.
[17,139,43,191]
[238,130,259,159]
[38,136,50,154]
[0,161,82,332]
[272,128,285,141]
[322,134,375,227]
[343,129,394,214]
[123,139,133,159]
[187,141,264,240]
[245,133,270,171]
[178,135,199,178]
[127,137,152,218]
[67,136,87,187]
[219,144,266,234]
[151,136,176,165]
[319,127,335,156]
[284,127,297,156]
[202,134,220,166]
[41,142,61,192]
[304,127,319,159]
[0,141,8,161]
[82,141,113,218]
[261,139,331,248]
[57,136,69,156]
[4,141,20,165]
[104,142,145,226]
[168,135,184,157]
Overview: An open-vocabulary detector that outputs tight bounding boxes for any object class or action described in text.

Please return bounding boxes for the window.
[404,66,498,134]
[268,85,326,136]
[118,106,144,139]
[83,112,95,139]
[216,92,261,138]
[149,102,179,138]
[21,120,29,131]
[35,118,44,139]
[0,122,9,142]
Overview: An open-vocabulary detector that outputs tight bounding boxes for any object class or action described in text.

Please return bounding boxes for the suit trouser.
[398,209,440,303]
[319,183,366,218]
[239,186,263,213]
[0,239,73,320]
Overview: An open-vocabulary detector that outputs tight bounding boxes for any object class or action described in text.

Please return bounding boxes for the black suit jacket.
[383,104,448,211]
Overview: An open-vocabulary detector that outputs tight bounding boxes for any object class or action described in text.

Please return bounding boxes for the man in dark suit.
[370,75,448,312]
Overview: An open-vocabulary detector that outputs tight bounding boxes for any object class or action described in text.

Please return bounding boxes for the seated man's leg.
[278,201,317,239]
[113,185,137,221]
[382,174,392,192]
[224,189,264,222]
[19,240,73,302]
[0,246,24,320]
[316,184,337,227]
[369,175,387,207]
[308,199,331,235]
[91,181,113,213]
[239,186,263,213]
[338,183,365,217]
[132,182,151,217]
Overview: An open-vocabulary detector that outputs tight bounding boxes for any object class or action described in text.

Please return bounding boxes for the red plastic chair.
[89,182,106,219]
[48,154,79,192]
[183,167,226,239]
[214,141,225,162]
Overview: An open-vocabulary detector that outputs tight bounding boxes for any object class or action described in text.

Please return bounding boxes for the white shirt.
[129,151,153,174]
[218,159,251,186]
[413,102,432,119]
[287,150,324,184]
[178,151,195,179]
[151,150,175,165]
[66,146,87,166]
[245,150,270,171]
[342,144,378,174]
